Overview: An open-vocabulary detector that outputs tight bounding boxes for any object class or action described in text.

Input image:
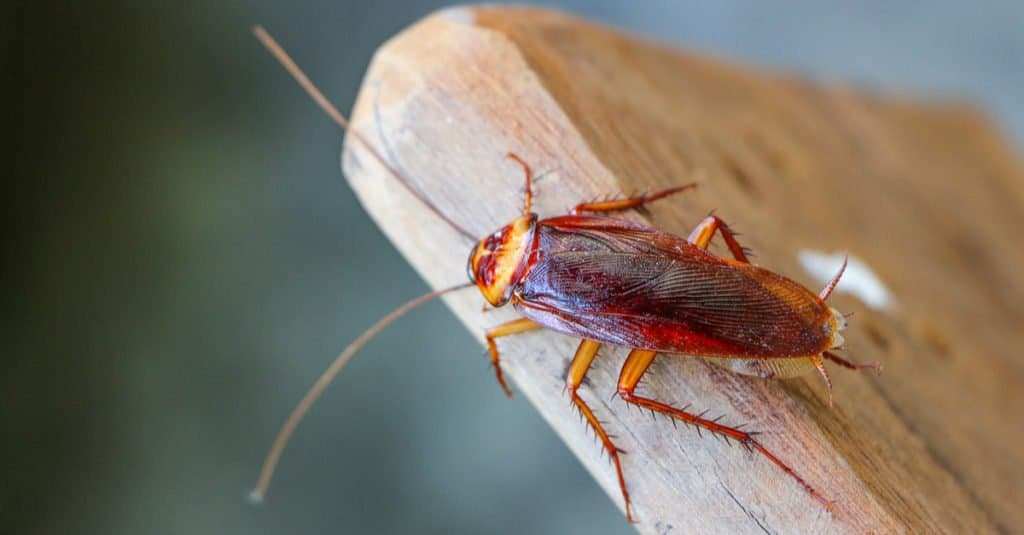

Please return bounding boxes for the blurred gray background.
[6,1,1022,534]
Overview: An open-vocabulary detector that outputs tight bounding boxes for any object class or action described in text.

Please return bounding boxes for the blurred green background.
[6,2,1022,534]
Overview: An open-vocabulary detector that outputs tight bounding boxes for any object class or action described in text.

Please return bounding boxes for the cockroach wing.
[515,219,832,358]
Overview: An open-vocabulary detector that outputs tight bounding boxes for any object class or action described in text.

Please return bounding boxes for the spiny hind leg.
[484,318,541,397]
[810,355,834,407]
[572,183,697,215]
[616,348,833,511]
[687,214,751,263]
[566,339,635,522]
[814,350,883,406]
[824,350,883,372]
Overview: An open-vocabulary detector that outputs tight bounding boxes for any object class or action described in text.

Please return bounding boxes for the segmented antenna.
[252,25,477,240]
[250,25,479,503]
[250,282,472,503]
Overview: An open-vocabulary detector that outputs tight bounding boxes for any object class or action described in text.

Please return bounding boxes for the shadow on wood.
[341,6,1023,533]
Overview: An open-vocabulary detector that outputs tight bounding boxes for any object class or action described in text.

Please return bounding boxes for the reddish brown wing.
[513,216,832,357]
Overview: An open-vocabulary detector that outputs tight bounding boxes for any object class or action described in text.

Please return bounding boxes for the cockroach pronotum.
[250,26,881,523]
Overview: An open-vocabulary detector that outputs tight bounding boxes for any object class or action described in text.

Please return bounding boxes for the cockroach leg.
[616,348,834,512]
[571,183,697,215]
[687,215,751,263]
[566,340,635,523]
[811,354,834,407]
[505,152,533,215]
[484,318,541,397]
[824,350,883,372]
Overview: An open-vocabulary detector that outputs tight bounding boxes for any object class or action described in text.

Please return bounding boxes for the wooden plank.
[341,6,1023,533]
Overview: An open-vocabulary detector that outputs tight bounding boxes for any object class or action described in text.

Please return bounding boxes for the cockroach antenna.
[249,282,473,503]
[249,26,477,503]
[252,25,477,241]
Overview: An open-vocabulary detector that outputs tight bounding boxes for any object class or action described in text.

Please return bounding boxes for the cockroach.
[250,27,881,523]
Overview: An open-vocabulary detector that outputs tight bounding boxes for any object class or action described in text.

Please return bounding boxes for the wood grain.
[340,6,1023,533]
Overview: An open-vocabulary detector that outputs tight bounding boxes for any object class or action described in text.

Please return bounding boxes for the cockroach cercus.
[250,27,882,523]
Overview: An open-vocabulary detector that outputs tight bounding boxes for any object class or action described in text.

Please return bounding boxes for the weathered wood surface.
[341,6,1023,533]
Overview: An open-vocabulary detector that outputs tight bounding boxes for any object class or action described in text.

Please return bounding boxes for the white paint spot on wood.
[798,250,892,310]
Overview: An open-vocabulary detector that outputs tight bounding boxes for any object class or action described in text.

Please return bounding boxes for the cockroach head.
[467,214,538,306]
